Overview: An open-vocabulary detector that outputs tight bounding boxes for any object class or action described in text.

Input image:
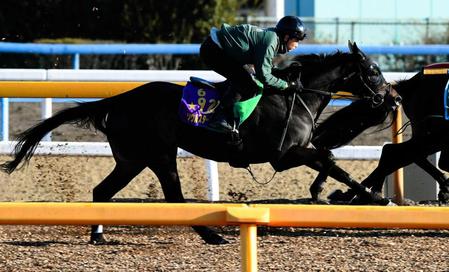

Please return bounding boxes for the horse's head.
[341,41,402,110]
[285,41,401,111]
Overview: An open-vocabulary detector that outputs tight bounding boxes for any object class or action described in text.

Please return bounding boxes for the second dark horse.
[1,42,392,244]
[327,65,449,204]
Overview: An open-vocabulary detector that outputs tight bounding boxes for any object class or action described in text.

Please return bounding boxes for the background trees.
[0,0,244,69]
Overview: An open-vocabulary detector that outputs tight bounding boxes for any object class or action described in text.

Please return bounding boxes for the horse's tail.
[1,99,112,174]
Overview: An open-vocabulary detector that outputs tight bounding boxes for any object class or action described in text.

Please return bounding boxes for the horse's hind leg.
[416,156,449,203]
[90,161,146,244]
[148,155,229,245]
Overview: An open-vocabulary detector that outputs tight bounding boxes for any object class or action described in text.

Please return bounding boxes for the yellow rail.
[0,81,183,98]
[1,202,449,271]
[0,81,351,98]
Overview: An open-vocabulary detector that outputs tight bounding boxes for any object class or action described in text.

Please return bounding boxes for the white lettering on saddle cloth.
[179,82,220,127]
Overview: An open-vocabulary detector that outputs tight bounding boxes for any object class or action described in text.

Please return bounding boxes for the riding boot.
[208,85,239,133]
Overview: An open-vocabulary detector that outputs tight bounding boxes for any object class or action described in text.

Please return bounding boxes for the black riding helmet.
[275,16,306,53]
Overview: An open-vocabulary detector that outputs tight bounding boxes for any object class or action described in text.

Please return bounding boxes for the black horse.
[1,41,391,245]
[323,66,449,204]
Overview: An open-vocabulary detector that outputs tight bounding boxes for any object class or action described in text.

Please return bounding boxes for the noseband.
[358,75,402,110]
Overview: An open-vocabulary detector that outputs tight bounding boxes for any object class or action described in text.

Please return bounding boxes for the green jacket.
[216,23,288,90]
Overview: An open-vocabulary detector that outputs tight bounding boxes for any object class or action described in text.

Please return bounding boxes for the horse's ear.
[348,40,353,52]
[348,40,358,54]
[348,40,366,59]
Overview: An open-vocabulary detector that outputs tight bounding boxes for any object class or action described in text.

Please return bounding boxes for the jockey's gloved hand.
[288,79,303,93]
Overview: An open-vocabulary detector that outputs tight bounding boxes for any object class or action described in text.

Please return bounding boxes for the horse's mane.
[393,71,421,91]
[291,51,351,71]
[393,79,410,90]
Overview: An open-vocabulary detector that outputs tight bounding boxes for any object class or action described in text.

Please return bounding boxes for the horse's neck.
[394,74,419,100]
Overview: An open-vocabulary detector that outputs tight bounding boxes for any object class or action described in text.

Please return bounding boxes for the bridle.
[300,61,403,110]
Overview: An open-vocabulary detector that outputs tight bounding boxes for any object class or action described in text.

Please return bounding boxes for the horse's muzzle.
[383,88,402,111]
[371,84,402,111]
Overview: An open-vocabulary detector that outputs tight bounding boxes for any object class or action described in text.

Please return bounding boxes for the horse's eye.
[368,75,379,82]
[368,64,376,72]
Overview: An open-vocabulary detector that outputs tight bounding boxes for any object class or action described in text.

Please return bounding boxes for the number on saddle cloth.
[178,79,221,127]
[423,63,449,120]
[179,77,263,127]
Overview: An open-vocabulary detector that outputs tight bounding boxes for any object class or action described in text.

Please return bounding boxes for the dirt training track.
[1,103,448,271]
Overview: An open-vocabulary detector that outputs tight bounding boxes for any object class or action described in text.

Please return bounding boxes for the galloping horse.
[324,64,449,204]
[1,41,391,244]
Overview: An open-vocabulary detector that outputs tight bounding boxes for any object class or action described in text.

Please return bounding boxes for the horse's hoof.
[89,233,107,245]
[351,194,393,206]
[207,236,229,245]
[374,197,393,206]
[202,231,229,245]
[328,189,354,202]
[385,200,397,206]
[193,226,229,245]
[309,198,329,205]
[438,190,449,204]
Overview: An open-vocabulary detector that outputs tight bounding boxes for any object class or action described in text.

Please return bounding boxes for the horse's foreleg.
[305,156,336,203]
[90,161,145,244]
[271,146,338,202]
[149,156,228,245]
[325,165,389,204]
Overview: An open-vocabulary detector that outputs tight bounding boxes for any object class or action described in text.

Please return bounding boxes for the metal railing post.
[41,98,53,141]
[206,160,220,201]
[240,224,258,272]
[392,107,404,204]
[0,98,9,141]
[73,53,80,70]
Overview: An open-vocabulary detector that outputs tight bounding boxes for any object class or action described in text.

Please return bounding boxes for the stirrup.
[227,131,242,146]
[207,117,233,133]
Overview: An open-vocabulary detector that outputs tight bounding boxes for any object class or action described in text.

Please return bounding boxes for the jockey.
[200,15,306,133]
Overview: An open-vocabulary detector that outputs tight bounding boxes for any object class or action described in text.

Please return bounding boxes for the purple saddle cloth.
[178,82,221,127]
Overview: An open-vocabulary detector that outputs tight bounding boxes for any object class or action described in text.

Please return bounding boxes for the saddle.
[424,63,449,120]
[423,62,449,75]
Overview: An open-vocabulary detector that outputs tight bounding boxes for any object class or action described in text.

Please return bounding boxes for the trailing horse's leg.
[90,161,146,244]
[415,157,449,203]
[148,156,228,245]
[437,149,449,202]
[334,139,442,204]
[358,141,422,203]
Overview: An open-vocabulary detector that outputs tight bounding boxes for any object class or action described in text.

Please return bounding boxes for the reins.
[245,165,278,185]
[277,92,297,151]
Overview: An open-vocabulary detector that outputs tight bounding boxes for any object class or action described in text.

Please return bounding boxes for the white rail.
[0,69,415,83]
[0,141,384,159]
